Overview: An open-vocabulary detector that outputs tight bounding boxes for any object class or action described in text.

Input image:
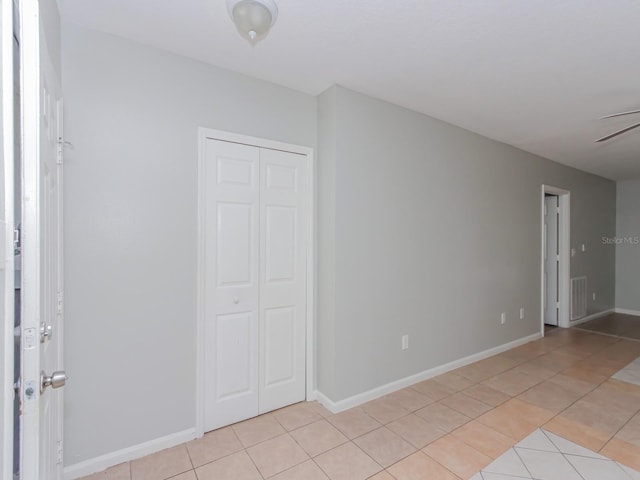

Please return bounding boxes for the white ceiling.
[57,0,640,180]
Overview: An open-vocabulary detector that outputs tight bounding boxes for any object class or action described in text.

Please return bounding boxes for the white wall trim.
[195,128,315,437]
[569,309,614,327]
[63,429,195,480]
[614,308,640,317]
[316,332,541,413]
[540,185,571,336]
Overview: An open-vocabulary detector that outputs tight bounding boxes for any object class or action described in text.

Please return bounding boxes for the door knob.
[41,370,67,393]
[233,297,240,304]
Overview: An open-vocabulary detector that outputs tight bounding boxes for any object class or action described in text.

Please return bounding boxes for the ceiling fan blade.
[600,109,640,119]
[595,121,640,143]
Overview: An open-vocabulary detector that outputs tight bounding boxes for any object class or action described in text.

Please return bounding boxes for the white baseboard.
[570,309,614,327]
[64,429,196,480]
[315,332,542,414]
[615,308,640,317]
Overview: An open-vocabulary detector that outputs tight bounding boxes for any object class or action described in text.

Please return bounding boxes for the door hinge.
[56,440,63,464]
[13,227,20,253]
[57,291,63,315]
[57,138,72,165]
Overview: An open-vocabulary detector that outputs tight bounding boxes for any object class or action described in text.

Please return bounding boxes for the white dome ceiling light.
[227,0,278,44]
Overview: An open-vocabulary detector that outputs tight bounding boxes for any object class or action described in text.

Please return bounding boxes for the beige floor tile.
[509,361,557,380]
[232,414,286,447]
[496,398,555,426]
[517,379,581,413]
[462,384,510,407]
[314,442,382,480]
[386,414,447,449]
[290,419,348,457]
[367,471,395,480]
[562,362,617,384]
[439,392,492,418]
[423,435,491,479]
[499,343,546,363]
[270,460,329,480]
[548,373,599,395]
[559,397,633,435]
[246,433,309,478]
[274,402,323,431]
[476,405,537,441]
[186,427,243,467]
[474,354,520,374]
[615,412,640,447]
[527,350,583,372]
[327,408,381,439]
[600,438,640,471]
[353,427,416,468]
[410,379,455,402]
[104,463,131,480]
[481,369,544,396]
[81,462,131,480]
[169,472,195,480]
[382,388,433,412]
[130,445,192,480]
[362,398,411,425]
[432,372,475,392]
[543,415,611,452]
[195,451,261,480]
[450,420,514,459]
[415,402,471,433]
[307,401,334,418]
[387,452,460,480]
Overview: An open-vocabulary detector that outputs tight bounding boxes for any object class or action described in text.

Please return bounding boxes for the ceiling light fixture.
[227,0,278,43]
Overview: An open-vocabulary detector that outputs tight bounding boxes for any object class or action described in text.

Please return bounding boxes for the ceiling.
[56,0,640,180]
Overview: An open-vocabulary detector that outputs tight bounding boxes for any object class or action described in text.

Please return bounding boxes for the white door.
[204,139,306,431]
[204,140,260,430]
[20,1,66,479]
[544,195,559,326]
[258,148,306,414]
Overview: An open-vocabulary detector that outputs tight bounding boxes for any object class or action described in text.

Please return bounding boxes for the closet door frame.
[195,128,315,438]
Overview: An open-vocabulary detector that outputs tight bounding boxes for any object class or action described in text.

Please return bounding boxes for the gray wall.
[61,23,317,464]
[316,86,616,402]
[616,179,640,312]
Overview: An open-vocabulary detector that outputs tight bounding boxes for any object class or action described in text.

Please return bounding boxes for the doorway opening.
[540,185,570,336]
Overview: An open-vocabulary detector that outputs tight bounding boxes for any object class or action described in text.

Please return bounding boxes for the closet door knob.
[233,297,240,304]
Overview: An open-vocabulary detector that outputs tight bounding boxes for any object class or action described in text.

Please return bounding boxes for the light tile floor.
[82,328,640,480]
[470,428,640,480]
[613,356,640,387]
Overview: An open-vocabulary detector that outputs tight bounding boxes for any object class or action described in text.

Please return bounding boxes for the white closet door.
[259,149,307,413]
[204,139,260,431]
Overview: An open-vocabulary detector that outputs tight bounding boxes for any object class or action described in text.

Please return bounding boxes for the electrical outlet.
[592,292,596,301]
[401,335,409,350]
[501,312,506,325]
[520,308,525,320]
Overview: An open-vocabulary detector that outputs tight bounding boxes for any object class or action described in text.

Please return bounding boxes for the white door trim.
[1,0,16,476]
[540,185,571,335]
[195,128,315,438]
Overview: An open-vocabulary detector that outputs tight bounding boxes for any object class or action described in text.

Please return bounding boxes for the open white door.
[20,1,66,479]
[544,195,559,326]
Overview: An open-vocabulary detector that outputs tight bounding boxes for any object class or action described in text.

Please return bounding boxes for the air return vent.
[571,276,587,320]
